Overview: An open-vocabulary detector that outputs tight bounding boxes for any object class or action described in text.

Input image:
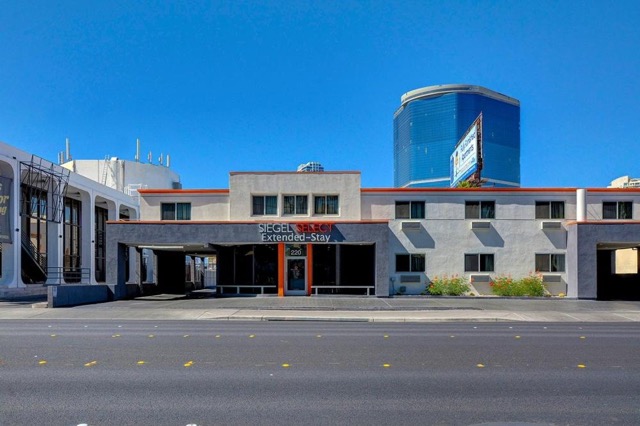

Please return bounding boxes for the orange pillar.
[307,244,313,296]
[278,243,285,297]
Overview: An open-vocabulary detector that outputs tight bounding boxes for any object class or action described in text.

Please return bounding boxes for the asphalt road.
[1,321,639,425]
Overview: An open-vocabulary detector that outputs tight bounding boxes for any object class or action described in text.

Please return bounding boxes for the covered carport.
[567,222,640,300]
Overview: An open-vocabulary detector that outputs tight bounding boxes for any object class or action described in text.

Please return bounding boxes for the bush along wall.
[490,274,546,297]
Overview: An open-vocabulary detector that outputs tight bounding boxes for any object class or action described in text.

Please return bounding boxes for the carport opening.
[597,247,640,300]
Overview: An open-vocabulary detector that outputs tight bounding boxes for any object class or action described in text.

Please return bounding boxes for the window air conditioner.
[470,221,491,230]
[541,221,563,230]
[401,221,421,232]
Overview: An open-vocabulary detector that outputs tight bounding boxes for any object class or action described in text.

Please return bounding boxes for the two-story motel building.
[105,171,640,301]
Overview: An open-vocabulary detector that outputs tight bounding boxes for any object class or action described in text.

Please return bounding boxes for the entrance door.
[285,258,307,295]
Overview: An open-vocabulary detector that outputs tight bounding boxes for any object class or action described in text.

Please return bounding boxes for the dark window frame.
[252,195,278,216]
[464,253,495,272]
[161,202,191,220]
[603,201,632,220]
[283,195,308,215]
[535,201,565,219]
[465,200,496,219]
[535,253,566,273]
[314,195,339,215]
[395,253,426,272]
[395,201,425,219]
[63,197,82,282]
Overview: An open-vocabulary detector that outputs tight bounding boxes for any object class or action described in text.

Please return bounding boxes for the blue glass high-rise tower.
[393,84,520,187]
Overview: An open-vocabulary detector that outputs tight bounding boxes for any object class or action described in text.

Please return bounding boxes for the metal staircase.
[20,232,47,283]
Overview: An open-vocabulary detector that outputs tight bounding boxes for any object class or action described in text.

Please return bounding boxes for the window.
[252,195,277,215]
[63,197,82,282]
[95,206,107,282]
[535,254,566,272]
[161,203,191,220]
[603,201,632,219]
[395,254,426,272]
[314,195,339,215]
[464,254,495,272]
[283,195,308,215]
[395,201,425,219]
[465,201,495,219]
[535,201,565,219]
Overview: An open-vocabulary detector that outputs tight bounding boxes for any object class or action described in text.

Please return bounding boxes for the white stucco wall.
[62,159,180,192]
[228,172,362,221]
[0,141,139,289]
[363,189,576,295]
[139,191,230,221]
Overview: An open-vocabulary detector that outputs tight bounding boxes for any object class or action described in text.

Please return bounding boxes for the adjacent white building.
[0,141,180,299]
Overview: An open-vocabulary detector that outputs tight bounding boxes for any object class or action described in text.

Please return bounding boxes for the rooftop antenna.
[147,151,152,164]
[65,138,71,161]
[166,154,171,168]
[158,153,163,165]
[135,138,140,162]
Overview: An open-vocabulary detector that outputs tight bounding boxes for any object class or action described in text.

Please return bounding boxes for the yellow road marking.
[383,335,389,339]
[137,360,146,365]
[112,334,120,338]
[249,335,255,338]
[50,334,57,338]
[579,336,586,339]
[515,336,521,339]
[282,363,290,368]
[148,335,155,338]
[577,364,586,368]
[183,335,190,338]
[38,360,47,365]
[383,363,391,368]
[215,335,221,338]
[184,361,194,367]
[84,361,97,367]
[477,364,485,368]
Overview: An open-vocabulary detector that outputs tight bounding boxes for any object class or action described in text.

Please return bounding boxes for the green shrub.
[424,275,470,296]
[490,274,545,297]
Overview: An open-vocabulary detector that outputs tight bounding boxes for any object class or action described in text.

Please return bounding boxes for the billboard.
[450,114,482,187]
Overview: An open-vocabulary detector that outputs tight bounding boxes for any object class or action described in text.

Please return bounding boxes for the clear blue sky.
[1,1,638,189]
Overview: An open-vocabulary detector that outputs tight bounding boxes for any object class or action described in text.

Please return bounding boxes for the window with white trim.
[161,202,191,220]
[603,201,632,219]
[535,254,566,272]
[535,201,565,219]
[395,254,425,272]
[252,195,277,216]
[283,195,308,215]
[464,254,494,272]
[314,195,339,215]
[465,201,495,219]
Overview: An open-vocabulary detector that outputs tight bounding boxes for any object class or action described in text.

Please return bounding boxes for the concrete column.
[576,189,587,222]
[45,192,63,285]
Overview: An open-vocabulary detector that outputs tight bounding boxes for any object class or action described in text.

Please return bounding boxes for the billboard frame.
[450,113,483,187]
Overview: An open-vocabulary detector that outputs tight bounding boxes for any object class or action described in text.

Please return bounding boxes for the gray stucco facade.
[567,222,640,299]
[106,221,390,297]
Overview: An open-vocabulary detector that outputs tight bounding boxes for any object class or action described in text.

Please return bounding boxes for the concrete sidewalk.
[1,294,640,322]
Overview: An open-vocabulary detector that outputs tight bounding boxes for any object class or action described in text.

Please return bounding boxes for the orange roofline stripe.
[108,220,390,225]
[361,187,578,193]
[229,171,361,175]
[137,189,229,194]
[362,187,640,193]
